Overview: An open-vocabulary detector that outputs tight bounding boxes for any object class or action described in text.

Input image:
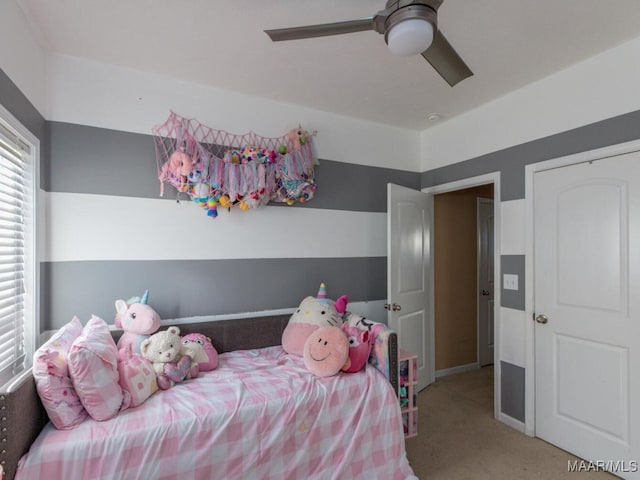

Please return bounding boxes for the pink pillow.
[117,346,158,407]
[68,316,130,421]
[32,316,88,429]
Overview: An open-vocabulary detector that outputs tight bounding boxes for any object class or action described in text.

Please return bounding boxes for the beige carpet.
[404,366,615,479]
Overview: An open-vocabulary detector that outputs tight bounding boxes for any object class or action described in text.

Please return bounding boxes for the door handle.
[535,314,548,324]
[384,303,402,311]
[481,290,490,296]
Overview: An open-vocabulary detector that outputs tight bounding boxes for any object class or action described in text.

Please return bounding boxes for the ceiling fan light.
[387,18,434,56]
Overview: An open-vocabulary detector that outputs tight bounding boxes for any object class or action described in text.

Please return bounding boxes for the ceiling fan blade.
[265,18,374,42]
[421,30,473,87]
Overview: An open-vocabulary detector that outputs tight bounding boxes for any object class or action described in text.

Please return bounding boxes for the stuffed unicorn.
[115,290,161,355]
[282,283,348,356]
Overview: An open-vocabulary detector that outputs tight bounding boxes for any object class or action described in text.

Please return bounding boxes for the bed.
[2,314,416,480]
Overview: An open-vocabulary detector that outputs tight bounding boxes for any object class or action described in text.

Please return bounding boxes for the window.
[0,107,37,389]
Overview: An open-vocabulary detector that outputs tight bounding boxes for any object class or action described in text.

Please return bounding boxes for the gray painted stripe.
[501,255,525,311]
[46,121,420,212]
[313,159,420,212]
[46,121,158,197]
[500,360,525,422]
[40,257,386,330]
[0,68,47,186]
[421,109,640,200]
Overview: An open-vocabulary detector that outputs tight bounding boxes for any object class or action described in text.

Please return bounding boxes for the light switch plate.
[504,274,518,291]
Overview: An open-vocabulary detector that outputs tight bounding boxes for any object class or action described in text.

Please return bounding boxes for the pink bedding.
[17,346,416,480]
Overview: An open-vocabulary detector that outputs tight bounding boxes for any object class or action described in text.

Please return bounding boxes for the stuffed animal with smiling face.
[303,326,350,377]
[281,283,348,357]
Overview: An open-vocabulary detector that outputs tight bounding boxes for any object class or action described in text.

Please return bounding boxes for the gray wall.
[0,69,46,179]
[42,122,419,329]
[2,68,422,330]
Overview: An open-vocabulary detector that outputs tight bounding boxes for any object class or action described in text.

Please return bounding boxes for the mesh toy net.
[152,111,317,218]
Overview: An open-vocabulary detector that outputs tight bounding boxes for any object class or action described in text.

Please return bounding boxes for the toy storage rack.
[398,349,418,438]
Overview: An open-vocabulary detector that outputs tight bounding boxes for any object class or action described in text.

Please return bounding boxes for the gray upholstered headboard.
[1,314,397,480]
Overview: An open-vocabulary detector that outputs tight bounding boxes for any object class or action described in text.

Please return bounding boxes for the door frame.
[524,137,640,437]
[423,171,501,421]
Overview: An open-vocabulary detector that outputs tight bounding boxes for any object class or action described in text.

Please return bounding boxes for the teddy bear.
[287,127,309,152]
[140,326,199,390]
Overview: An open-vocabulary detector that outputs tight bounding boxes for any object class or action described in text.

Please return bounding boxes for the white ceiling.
[18,0,640,131]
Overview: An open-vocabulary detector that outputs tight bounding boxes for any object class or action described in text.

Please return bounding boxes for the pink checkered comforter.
[17,346,416,480]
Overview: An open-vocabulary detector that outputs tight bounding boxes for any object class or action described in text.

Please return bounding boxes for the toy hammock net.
[152,111,317,218]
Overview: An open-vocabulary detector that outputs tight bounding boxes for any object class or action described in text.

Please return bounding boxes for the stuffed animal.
[344,311,387,346]
[287,127,309,152]
[115,290,161,355]
[159,149,194,196]
[303,326,350,377]
[341,324,372,373]
[181,333,219,371]
[140,326,199,390]
[281,283,348,356]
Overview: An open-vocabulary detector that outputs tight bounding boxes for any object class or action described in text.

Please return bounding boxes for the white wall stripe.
[499,306,527,368]
[46,54,421,172]
[45,191,387,262]
[420,35,640,170]
[501,199,526,255]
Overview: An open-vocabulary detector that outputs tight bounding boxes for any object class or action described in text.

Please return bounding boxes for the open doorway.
[433,184,494,377]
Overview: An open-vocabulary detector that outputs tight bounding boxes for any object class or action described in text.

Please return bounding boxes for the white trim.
[423,171,502,422]
[499,412,526,434]
[423,172,499,196]
[0,102,41,369]
[435,362,480,378]
[523,137,640,438]
[1,368,33,394]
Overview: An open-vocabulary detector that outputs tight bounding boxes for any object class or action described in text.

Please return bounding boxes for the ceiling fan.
[264,0,473,87]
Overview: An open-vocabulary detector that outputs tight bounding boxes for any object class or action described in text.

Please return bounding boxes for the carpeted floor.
[404,366,615,479]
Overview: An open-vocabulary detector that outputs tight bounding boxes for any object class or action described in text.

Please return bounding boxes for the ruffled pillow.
[68,316,130,421]
[32,316,88,429]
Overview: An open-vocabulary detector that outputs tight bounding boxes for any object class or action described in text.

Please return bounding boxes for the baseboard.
[435,362,479,378]
[499,412,526,433]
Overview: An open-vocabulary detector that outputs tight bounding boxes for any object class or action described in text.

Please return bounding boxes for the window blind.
[0,120,32,388]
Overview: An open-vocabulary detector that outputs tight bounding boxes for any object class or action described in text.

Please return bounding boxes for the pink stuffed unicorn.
[115,290,161,355]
